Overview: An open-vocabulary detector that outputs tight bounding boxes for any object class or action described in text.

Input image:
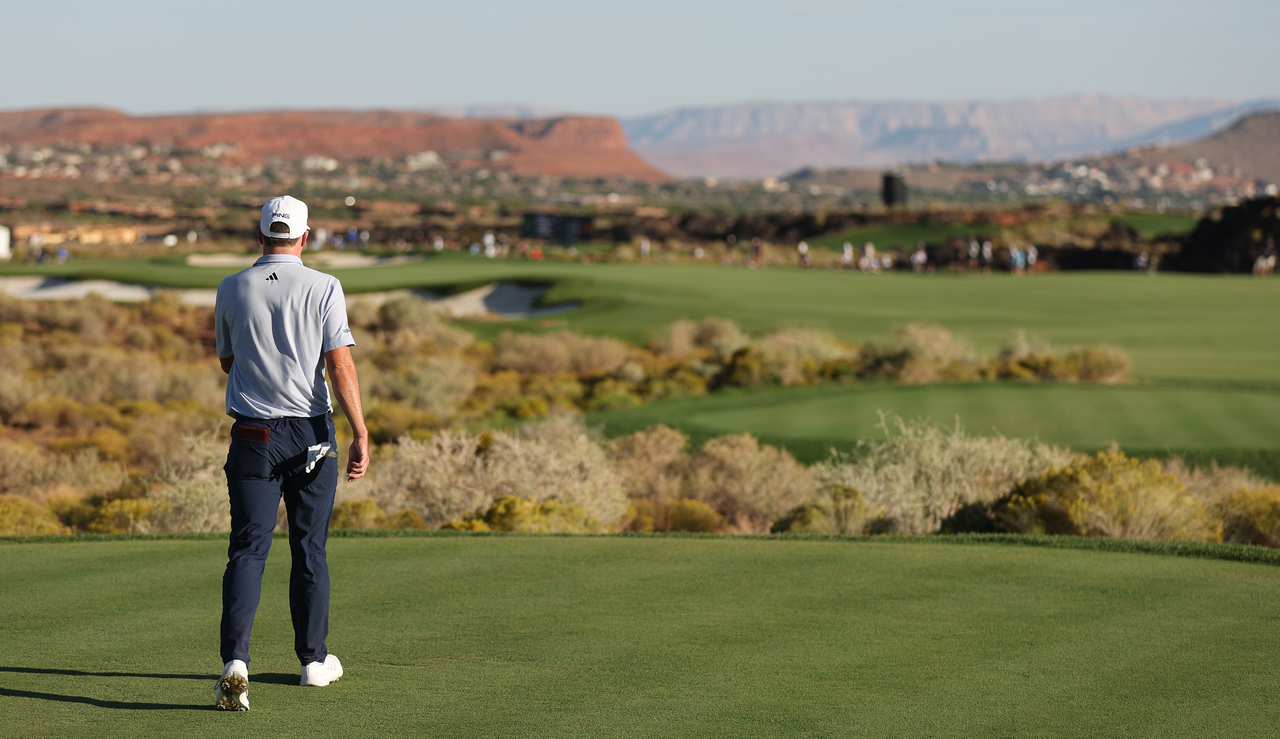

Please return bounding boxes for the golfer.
[212,195,369,711]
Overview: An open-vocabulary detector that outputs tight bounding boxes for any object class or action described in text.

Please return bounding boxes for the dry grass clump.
[0,439,127,500]
[994,450,1221,542]
[813,414,1071,535]
[860,324,975,384]
[365,416,627,529]
[484,416,628,524]
[1161,457,1271,501]
[624,498,725,533]
[1211,487,1280,547]
[771,484,879,536]
[609,424,689,501]
[493,331,630,376]
[649,318,749,361]
[146,432,232,534]
[683,433,817,532]
[445,495,608,533]
[0,495,69,535]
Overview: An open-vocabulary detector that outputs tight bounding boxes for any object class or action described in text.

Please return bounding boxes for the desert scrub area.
[0,286,1268,544]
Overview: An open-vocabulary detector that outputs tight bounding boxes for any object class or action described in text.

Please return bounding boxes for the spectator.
[981,241,994,276]
[911,242,927,273]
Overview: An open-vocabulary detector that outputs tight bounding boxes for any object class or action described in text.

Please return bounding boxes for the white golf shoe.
[214,660,250,711]
[300,654,343,687]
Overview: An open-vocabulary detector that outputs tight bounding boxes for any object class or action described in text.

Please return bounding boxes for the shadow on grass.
[0,665,225,711]
[0,687,208,711]
[0,666,211,680]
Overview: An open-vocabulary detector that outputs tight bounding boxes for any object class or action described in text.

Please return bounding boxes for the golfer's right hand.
[347,435,369,481]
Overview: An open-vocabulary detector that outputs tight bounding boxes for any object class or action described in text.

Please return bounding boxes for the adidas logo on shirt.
[265,272,279,282]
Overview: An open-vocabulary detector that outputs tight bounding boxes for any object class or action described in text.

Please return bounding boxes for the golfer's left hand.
[347,435,369,481]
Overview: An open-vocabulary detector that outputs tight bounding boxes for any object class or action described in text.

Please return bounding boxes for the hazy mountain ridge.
[622,96,1280,178]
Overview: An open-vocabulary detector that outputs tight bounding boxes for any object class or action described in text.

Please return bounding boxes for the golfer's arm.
[220,355,234,374]
[324,347,367,438]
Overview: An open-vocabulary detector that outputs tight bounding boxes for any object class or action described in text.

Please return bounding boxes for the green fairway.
[3,535,1279,738]
[1117,213,1200,239]
[6,258,1277,382]
[587,382,1280,468]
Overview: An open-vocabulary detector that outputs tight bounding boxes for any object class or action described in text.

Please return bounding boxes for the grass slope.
[6,258,1277,381]
[2,536,1279,738]
[587,382,1280,468]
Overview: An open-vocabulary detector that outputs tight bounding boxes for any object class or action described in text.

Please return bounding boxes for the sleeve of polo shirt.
[214,283,232,357]
[321,279,356,352]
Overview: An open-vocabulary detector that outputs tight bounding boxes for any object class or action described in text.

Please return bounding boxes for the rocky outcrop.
[622,96,1264,178]
[0,108,669,182]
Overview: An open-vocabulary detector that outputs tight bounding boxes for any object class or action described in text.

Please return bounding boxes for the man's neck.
[261,247,304,258]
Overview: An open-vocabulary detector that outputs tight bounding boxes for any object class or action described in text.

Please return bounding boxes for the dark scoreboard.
[522,214,593,244]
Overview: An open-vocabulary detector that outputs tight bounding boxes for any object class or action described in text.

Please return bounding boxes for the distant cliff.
[622,96,1279,178]
[0,108,669,182]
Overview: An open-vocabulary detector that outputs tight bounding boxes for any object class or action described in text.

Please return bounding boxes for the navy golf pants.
[221,413,337,666]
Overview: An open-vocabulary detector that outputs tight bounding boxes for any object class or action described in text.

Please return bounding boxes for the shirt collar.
[254,254,303,266]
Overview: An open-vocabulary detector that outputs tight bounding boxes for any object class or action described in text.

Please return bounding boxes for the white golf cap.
[260,195,310,239]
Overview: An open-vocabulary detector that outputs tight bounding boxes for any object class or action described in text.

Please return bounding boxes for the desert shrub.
[757,329,856,386]
[374,296,474,352]
[771,483,879,536]
[694,318,749,360]
[1161,457,1270,500]
[365,401,439,444]
[625,497,725,533]
[610,425,689,501]
[85,498,157,534]
[665,498,725,532]
[1211,487,1280,547]
[11,395,89,430]
[0,369,37,422]
[649,319,698,358]
[493,331,629,376]
[445,495,607,533]
[147,432,231,533]
[377,295,440,332]
[859,323,974,384]
[813,414,1071,535]
[683,433,816,532]
[1067,345,1131,384]
[0,440,127,500]
[1000,330,1055,360]
[582,378,642,411]
[0,495,68,536]
[485,416,628,525]
[330,499,387,529]
[365,430,491,527]
[388,509,428,529]
[994,450,1220,541]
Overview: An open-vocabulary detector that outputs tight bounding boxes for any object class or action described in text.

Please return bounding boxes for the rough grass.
[3,535,1280,738]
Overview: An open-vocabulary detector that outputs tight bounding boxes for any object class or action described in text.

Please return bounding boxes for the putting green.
[2,536,1278,738]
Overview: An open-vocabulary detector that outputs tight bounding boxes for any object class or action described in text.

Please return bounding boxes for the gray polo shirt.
[215,254,355,419]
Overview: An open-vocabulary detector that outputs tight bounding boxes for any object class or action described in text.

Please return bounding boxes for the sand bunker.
[351,282,577,320]
[0,276,574,320]
[0,276,219,307]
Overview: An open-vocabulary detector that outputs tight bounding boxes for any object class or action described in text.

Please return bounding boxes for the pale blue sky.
[2,0,1274,116]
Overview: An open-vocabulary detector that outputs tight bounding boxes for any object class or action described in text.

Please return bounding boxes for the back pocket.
[226,429,273,479]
